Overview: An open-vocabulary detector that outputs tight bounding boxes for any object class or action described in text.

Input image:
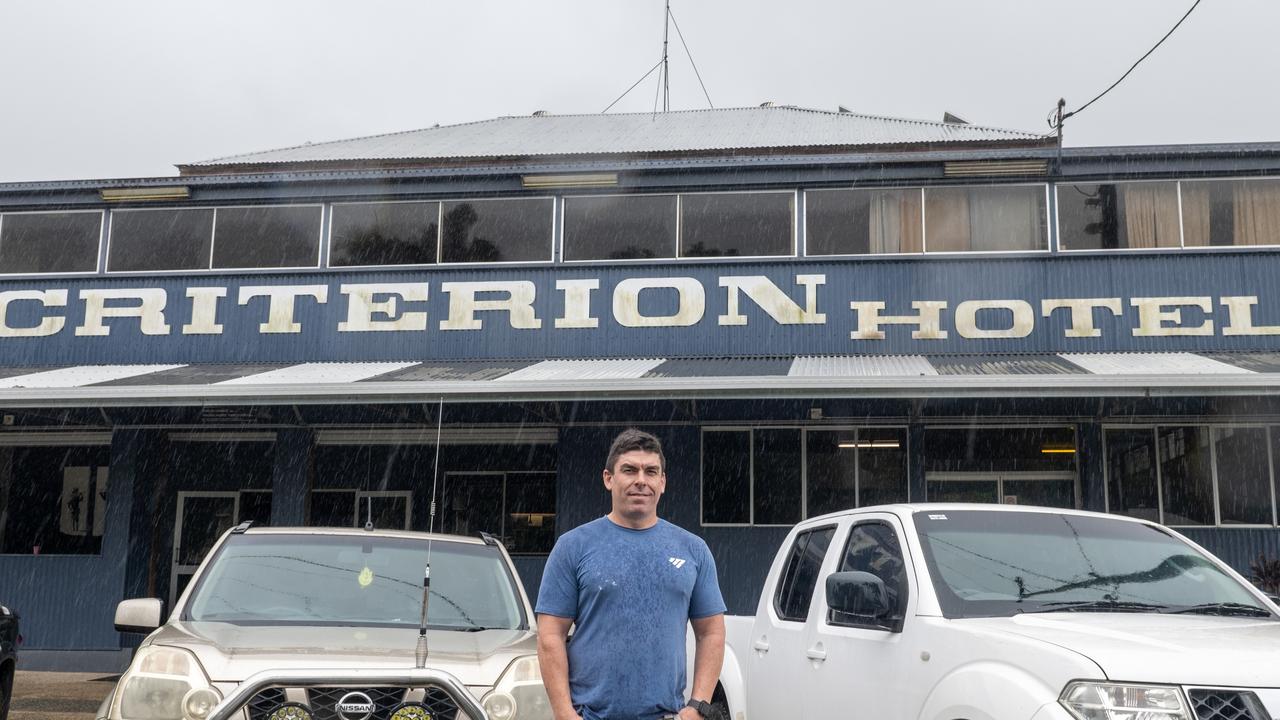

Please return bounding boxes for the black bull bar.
[207,667,489,720]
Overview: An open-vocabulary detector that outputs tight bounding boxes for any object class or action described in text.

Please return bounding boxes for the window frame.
[208,203,325,271]
[326,198,444,269]
[1102,423,1278,528]
[676,189,798,261]
[441,469,558,556]
[104,205,217,274]
[0,209,105,277]
[771,523,838,624]
[700,425,910,527]
[1054,178,1186,254]
[824,518,911,632]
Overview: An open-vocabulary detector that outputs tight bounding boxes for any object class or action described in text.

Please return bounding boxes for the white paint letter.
[1041,298,1124,338]
[612,278,705,328]
[182,287,227,335]
[1222,296,1280,336]
[338,283,429,332]
[238,285,328,334]
[849,301,948,340]
[955,300,1034,339]
[1131,297,1214,337]
[555,279,600,329]
[76,289,170,336]
[439,281,541,331]
[0,290,67,338]
[718,274,826,326]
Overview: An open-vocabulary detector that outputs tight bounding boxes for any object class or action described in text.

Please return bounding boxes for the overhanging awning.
[0,353,1276,407]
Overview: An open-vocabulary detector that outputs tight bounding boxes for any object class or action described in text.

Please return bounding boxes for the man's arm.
[681,613,726,720]
[536,613,581,720]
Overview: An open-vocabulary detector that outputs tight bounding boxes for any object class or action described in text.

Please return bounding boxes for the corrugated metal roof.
[645,357,794,377]
[214,362,416,385]
[788,356,939,377]
[930,355,1088,376]
[0,364,185,388]
[367,361,537,382]
[187,106,1044,168]
[496,358,665,382]
[1061,353,1254,375]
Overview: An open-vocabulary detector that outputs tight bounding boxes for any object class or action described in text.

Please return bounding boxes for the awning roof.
[0,353,1276,407]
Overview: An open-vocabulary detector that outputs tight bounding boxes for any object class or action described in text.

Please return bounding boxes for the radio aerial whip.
[416,396,445,669]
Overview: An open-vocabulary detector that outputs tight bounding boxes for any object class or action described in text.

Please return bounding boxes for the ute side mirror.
[826,571,892,619]
[114,598,164,634]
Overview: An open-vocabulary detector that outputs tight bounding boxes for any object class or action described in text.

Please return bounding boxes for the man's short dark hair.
[605,428,665,474]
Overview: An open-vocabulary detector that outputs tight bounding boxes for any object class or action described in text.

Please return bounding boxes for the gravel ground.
[9,671,116,720]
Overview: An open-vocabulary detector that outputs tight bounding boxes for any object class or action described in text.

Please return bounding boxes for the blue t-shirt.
[536,516,726,720]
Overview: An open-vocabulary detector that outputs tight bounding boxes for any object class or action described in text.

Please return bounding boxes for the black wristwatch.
[686,699,716,720]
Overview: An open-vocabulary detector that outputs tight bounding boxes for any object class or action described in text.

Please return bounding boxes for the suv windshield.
[913,510,1272,618]
[184,533,524,630]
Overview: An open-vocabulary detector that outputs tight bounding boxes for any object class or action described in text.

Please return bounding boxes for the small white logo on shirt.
[668,557,687,569]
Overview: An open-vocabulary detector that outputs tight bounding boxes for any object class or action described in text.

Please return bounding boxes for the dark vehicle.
[0,604,17,720]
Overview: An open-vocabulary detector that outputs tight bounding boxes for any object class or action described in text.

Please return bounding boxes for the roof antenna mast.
[415,396,445,669]
[662,0,671,113]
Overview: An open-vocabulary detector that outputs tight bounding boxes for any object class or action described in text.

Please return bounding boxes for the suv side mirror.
[826,571,892,619]
[114,598,164,634]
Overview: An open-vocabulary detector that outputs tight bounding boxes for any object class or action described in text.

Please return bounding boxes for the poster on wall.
[60,466,91,536]
[93,467,109,537]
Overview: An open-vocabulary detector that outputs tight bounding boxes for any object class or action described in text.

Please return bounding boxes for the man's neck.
[606,511,659,530]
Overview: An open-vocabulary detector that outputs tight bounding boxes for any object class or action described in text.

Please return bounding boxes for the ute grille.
[1188,689,1268,720]
[241,685,461,720]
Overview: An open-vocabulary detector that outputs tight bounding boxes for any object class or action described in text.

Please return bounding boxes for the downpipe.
[207,667,488,720]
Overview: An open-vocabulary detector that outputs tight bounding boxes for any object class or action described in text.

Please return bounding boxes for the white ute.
[98,525,552,720]
[712,504,1280,720]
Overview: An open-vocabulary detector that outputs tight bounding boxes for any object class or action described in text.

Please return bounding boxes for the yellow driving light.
[266,704,314,720]
[390,703,434,720]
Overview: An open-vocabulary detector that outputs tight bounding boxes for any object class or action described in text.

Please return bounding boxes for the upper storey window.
[923,185,1048,252]
[0,211,101,273]
[806,188,923,255]
[440,198,553,263]
[679,191,794,258]
[1181,178,1280,247]
[107,205,322,271]
[1058,182,1181,250]
[330,201,439,267]
[563,194,678,261]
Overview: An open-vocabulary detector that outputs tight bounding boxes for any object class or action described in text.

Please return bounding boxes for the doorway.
[170,489,271,605]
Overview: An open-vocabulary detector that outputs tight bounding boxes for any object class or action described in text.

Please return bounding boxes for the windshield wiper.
[1021,600,1169,614]
[1165,602,1272,617]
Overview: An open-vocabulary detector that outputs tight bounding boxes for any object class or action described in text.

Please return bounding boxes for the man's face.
[603,449,666,521]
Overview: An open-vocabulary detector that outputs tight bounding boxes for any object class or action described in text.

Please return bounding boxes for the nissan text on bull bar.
[97,524,551,720]
[707,504,1280,720]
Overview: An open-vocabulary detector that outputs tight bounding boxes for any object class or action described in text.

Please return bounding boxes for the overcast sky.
[1,0,1275,183]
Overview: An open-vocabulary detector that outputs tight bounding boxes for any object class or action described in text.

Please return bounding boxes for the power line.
[1059,0,1203,126]
[668,6,713,108]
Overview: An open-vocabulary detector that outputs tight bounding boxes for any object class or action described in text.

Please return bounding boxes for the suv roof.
[237,526,487,545]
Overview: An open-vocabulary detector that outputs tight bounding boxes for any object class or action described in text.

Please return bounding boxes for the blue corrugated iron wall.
[1177,528,1280,581]
[0,555,124,649]
[3,251,1280,364]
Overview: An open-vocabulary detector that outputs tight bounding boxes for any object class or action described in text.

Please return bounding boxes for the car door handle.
[753,637,770,652]
[806,644,827,662]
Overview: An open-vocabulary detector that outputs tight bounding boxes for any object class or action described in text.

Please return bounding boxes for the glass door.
[171,490,273,605]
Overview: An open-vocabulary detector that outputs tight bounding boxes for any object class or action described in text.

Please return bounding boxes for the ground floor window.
[921,426,1079,508]
[701,427,908,525]
[0,444,111,555]
[1106,425,1276,526]
[440,471,556,554]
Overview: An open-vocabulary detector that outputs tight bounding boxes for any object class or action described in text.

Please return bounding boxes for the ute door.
[802,514,928,720]
[746,524,837,720]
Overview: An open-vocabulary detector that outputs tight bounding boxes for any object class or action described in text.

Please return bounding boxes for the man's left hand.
[678,707,703,720]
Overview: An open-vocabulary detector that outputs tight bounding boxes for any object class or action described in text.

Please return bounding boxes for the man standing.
[536,429,726,720]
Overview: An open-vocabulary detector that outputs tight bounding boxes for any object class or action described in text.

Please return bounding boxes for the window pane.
[330,202,439,266]
[1215,427,1272,525]
[1058,183,1180,250]
[806,188,922,255]
[1158,426,1214,525]
[754,429,802,525]
[925,186,1047,252]
[308,491,355,528]
[0,212,101,273]
[0,446,110,554]
[832,523,907,625]
[806,430,857,517]
[858,429,909,506]
[108,209,213,271]
[1181,179,1280,247]
[507,472,556,554]
[212,206,321,269]
[922,427,1077,474]
[441,474,504,537]
[680,192,793,257]
[563,194,677,260]
[441,198,552,263]
[702,431,750,524]
[773,526,834,622]
[1106,430,1160,521]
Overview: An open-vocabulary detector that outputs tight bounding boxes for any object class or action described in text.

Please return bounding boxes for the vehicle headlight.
[112,645,221,720]
[481,655,552,720]
[1061,682,1191,720]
